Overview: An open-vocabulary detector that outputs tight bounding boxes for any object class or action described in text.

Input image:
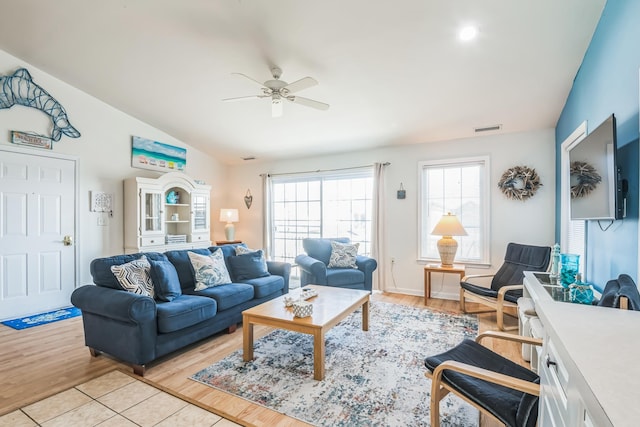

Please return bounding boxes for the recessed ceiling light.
[459,25,478,41]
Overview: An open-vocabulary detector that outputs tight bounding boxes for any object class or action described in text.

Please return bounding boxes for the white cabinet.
[524,272,640,427]
[124,172,211,253]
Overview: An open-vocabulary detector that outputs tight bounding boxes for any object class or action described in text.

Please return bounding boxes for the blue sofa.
[295,237,377,292]
[71,244,290,375]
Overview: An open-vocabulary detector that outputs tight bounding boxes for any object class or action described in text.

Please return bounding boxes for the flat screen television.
[569,114,623,220]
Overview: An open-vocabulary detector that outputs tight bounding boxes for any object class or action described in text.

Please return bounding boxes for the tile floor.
[0,370,242,427]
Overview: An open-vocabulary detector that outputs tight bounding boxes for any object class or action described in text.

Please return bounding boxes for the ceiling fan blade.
[222,95,267,102]
[287,96,330,111]
[283,76,318,94]
[231,72,267,88]
[272,99,283,118]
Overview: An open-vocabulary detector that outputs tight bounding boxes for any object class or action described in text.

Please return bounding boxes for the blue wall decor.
[556,0,640,289]
[0,68,81,141]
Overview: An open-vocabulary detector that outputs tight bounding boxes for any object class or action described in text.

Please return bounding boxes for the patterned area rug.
[1,306,81,330]
[191,301,479,426]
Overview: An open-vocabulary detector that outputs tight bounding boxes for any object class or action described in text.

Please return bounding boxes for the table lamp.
[219,208,239,241]
[431,212,467,267]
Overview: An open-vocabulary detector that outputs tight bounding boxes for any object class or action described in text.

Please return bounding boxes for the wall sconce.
[219,208,239,241]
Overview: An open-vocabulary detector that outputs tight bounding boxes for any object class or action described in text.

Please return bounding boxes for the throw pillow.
[235,245,268,272]
[327,241,359,269]
[149,259,182,302]
[110,255,155,297]
[189,250,231,291]
[228,250,270,281]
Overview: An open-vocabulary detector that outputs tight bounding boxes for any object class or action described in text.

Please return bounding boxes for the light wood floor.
[0,292,524,426]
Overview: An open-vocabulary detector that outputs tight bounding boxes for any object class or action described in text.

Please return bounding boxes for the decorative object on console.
[570,160,602,199]
[244,189,253,209]
[1,68,81,142]
[431,212,467,267]
[549,243,560,285]
[570,275,594,305]
[497,165,542,201]
[219,208,239,241]
[559,253,580,288]
[292,301,313,318]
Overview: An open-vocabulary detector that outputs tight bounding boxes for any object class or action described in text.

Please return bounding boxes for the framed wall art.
[131,135,186,172]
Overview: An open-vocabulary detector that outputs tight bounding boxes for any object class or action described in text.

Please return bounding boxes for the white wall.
[227,129,556,297]
[0,50,228,286]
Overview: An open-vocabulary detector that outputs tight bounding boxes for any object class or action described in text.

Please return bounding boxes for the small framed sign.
[11,131,52,149]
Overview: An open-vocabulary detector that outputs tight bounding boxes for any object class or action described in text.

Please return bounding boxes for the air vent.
[474,124,502,133]
[242,156,256,161]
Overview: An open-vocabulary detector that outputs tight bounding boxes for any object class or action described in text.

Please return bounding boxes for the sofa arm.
[71,285,156,324]
[295,254,328,284]
[356,256,378,292]
[267,261,292,293]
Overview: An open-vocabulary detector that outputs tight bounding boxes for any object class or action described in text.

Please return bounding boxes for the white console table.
[523,271,640,426]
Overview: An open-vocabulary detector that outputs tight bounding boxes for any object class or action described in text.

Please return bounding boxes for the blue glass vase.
[560,253,580,288]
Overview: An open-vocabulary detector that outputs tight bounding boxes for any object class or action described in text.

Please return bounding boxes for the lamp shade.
[219,208,239,223]
[431,213,467,267]
[431,213,467,237]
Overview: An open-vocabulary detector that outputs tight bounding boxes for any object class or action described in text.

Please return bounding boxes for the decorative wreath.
[570,161,601,199]
[498,165,543,201]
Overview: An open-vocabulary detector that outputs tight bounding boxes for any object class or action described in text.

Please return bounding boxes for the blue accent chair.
[294,237,377,292]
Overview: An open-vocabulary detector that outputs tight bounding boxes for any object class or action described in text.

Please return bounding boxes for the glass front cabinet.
[124,172,212,253]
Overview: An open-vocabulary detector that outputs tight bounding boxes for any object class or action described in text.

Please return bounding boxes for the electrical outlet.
[97,215,107,226]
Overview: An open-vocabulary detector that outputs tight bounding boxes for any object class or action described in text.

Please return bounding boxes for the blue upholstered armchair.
[294,237,378,292]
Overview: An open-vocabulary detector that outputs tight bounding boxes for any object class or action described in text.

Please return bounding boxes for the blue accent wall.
[556,0,639,289]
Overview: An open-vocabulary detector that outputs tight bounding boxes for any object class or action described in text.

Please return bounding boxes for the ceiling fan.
[223,67,329,118]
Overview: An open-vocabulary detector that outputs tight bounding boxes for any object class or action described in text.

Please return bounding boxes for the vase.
[560,253,580,288]
[570,284,594,305]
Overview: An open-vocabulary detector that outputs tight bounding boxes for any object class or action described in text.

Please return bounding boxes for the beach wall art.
[131,135,186,172]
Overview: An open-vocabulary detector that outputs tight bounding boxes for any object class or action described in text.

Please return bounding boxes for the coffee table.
[242,285,370,380]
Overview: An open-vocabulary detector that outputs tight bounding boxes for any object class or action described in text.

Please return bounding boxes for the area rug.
[191,301,479,426]
[1,306,81,330]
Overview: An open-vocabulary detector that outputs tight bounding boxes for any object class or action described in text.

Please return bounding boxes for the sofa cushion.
[149,259,182,302]
[243,275,285,298]
[91,252,167,289]
[235,245,268,269]
[185,283,254,311]
[327,241,359,268]
[189,250,232,290]
[228,250,270,281]
[302,237,351,265]
[110,256,155,297]
[326,268,364,286]
[165,248,211,290]
[156,295,217,334]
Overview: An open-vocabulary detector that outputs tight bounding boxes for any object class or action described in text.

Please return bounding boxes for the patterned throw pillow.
[327,241,359,269]
[235,245,268,272]
[189,250,231,291]
[110,255,155,297]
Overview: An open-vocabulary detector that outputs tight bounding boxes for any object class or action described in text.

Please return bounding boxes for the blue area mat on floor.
[1,306,81,330]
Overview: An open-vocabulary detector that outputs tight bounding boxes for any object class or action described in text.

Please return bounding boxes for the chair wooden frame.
[425,331,542,427]
[459,274,522,331]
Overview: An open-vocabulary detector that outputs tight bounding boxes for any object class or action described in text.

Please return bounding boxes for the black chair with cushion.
[425,331,542,427]
[598,273,640,310]
[460,242,551,330]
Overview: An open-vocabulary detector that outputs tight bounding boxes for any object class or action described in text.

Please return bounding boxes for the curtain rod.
[260,162,390,177]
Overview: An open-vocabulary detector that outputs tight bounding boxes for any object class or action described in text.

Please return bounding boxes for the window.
[269,169,373,265]
[419,156,490,265]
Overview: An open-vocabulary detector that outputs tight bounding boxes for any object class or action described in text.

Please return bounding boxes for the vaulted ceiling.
[0,0,605,164]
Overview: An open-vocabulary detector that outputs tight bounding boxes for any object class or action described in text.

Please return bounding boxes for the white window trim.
[560,121,587,277]
[417,155,491,266]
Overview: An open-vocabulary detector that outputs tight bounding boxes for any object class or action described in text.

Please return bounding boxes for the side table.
[424,264,466,304]
[215,240,243,245]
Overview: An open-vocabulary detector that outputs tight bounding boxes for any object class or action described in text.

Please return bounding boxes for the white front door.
[0,147,77,320]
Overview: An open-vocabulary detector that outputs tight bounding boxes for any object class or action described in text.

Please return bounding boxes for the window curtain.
[261,174,273,259]
[371,162,387,291]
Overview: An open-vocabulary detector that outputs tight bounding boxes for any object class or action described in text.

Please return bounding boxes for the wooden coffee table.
[242,285,370,380]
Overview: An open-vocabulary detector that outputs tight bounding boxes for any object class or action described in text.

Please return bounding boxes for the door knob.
[63,235,73,246]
